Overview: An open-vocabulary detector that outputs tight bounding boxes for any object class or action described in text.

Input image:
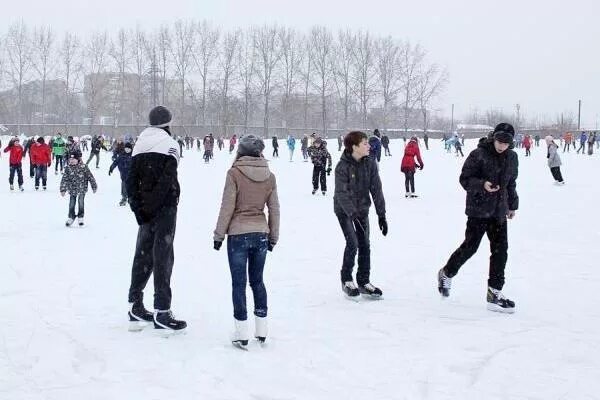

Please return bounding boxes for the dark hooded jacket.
[334,151,386,218]
[460,139,519,220]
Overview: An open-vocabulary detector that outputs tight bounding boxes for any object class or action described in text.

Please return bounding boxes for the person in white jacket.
[545,135,564,185]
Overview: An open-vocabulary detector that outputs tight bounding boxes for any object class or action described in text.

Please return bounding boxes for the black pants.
[563,143,572,152]
[86,152,100,168]
[424,140,429,150]
[525,148,531,156]
[404,170,415,193]
[384,145,391,156]
[129,206,177,310]
[120,180,127,201]
[9,163,24,186]
[34,165,48,187]
[337,213,371,285]
[443,217,508,290]
[55,155,64,172]
[273,148,279,157]
[29,161,35,178]
[577,143,585,153]
[550,166,564,182]
[312,166,327,191]
[68,193,86,219]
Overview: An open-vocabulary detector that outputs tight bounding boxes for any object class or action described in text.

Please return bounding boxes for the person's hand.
[507,210,516,219]
[484,181,500,193]
[60,192,65,197]
[267,242,275,252]
[326,167,332,176]
[378,216,388,236]
[213,240,223,251]
[418,164,424,170]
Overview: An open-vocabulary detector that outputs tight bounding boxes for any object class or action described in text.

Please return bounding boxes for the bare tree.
[351,30,375,129]
[83,31,109,128]
[309,26,333,135]
[253,24,281,138]
[299,37,313,130]
[171,20,195,128]
[158,26,171,106]
[399,41,425,133]
[278,27,303,136]
[331,30,354,130]
[31,26,54,132]
[109,28,130,126]
[375,36,401,130]
[192,20,220,128]
[416,63,448,133]
[219,30,239,137]
[131,26,147,124]
[59,32,82,128]
[237,30,257,135]
[6,21,31,133]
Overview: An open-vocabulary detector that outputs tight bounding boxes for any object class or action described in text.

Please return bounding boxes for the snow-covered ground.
[1,137,599,400]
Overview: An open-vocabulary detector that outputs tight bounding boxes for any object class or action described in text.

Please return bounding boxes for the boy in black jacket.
[126,106,186,334]
[438,123,519,313]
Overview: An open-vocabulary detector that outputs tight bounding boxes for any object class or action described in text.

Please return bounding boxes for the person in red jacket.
[3,137,24,191]
[523,134,532,157]
[400,136,424,198]
[30,136,52,190]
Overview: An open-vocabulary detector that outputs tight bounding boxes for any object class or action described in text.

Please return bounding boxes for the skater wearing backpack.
[60,150,97,227]
[400,136,424,198]
[213,135,280,349]
[437,123,518,313]
[3,137,24,191]
[545,135,565,184]
[307,137,332,195]
[109,142,133,206]
[334,131,387,300]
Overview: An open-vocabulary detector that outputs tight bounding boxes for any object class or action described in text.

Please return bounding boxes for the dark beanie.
[237,135,265,157]
[373,129,381,138]
[71,149,82,159]
[37,137,45,144]
[148,106,172,127]
[124,142,133,149]
[493,122,515,144]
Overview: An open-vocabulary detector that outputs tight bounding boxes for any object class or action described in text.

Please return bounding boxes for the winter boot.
[322,190,326,196]
[19,186,24,192]
[128,301,154,331]
[153,310,187,335]
[312,189,317,195]
[486,287,516,314]
[65,218,74,227]
[9,185,14,191]
[405,193,410,198]
[35,186,39,191]
[78,217,84,226]
[43,186,47,191]
[438,268,452,297]
[342,281,360,300]
[254,316,268,344]
[358,282,383,299]
[232,319,249,348]
[410,192,419,198]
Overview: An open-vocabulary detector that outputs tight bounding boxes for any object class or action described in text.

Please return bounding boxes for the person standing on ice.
[381,132,391,156]
[30,137,52,191]
[401,136,424,198]
[286,134,296,161]
[437,122,519,313]
[229,134,237,154]
[271,136,279,158]
[545,135,565,184]
[307,137,333,195]
[52,132,67,175]
[126,106,187,335]
[4,137,24,191]
[60,150,97,227]
[523,134,532,157]
[334,131,387,300]
[576,131,587,154]
[108,142,133,206]
[301,134,309,161]
[213,135,280,349]
[368,129,382,162]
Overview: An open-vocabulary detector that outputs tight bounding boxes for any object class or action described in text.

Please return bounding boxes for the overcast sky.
[6,0,600,127]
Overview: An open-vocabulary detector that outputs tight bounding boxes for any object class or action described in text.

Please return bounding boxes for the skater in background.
[369,129,382,162]
[30,137,51,191]
[381,133,391,156]
[109,142,133,206]
[4,137,24,191]
[523,134,532,157]
[563,132,573,152]
[576,131,587,154]
[229,135,237,154]
[438,123,518,313]
[86,135,107,169]
[23,137,36,178]
[65,136,80,160]
[301,135,309,161]
[52,132,67,175]
[127,105,186,334]
[203,134,214,163]
[545,135,564,184]
[454,135,464,157]
[272,136,279,158]
[307,137,332,195]
[587,132,595,155]
[534,134,540,147]
[197,137,202,151]
[287,134,296,162]
[334,131,387,300]
[337,135,343,152]
[424,133,429,150]
[400,136,424,198]
[177,136,185,158]
[213,135,280,349]
[60,150,97,227]
[218,136,224,151]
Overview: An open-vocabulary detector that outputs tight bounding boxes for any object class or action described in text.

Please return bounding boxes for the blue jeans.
[34,165,48,187]
[227,233,269,321]
[68,193,86,219]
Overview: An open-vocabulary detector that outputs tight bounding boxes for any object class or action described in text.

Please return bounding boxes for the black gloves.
[268,242,275,252]
[326,167,332,176]
[213,240,223,251]
[378,216,388,236]
[418,164,424,170]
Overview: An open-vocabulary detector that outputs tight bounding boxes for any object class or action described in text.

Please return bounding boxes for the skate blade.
[486,303,515,314]
[360,293,383,300]
[344,294,360,302]
[154,327,187,338]
[232,340,249,350]
[128,320,151,332]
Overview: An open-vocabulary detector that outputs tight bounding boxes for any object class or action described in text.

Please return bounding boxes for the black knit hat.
[493,122,515,144]
[37,136,45,144]
[237,135,265,157]
[148,106,172,128]
[70,149,82,160]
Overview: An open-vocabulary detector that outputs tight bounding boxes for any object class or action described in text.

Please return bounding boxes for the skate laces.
[344,281,358,290]
[440,271,452,289]
[489,287,506,300]
[363,283,376,291]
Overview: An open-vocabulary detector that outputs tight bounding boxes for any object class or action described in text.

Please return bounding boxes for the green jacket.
[52,137,67,156]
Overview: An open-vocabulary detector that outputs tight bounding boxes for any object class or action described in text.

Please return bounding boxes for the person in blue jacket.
[576,131,587,154]
[109,142,133,206]
[368,129,382,162]
[287,135,296,162]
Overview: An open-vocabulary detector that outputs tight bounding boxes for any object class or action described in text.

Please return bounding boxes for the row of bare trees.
[0,20,448,136]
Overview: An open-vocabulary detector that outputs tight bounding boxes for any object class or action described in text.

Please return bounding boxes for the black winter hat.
[37,136,45,144]
[373,128,381,138]
[70,150,82,159]
[237,135,265,157]
[493,123,515,144]
[148,106,172,128]
[124,142,133,149]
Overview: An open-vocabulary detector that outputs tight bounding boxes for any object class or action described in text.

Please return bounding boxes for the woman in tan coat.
[213,135,280,348]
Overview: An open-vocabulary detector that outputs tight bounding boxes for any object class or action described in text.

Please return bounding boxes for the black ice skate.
[322,191,326,196]
[438,268,452,297]
[65,218,74,227]
[154,310,187,336]
[342,281,360,301]
[9,185,14,191]
[358,282,383,299]
[486,287,516,314]
[312,189,317,195]
[119,199,127,206]
[128,302,154,331]
[19,186,24,192]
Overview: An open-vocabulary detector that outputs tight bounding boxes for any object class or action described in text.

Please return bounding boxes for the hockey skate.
[342,281,360,301]
[358,282,383,299]
[9,185,13,191]
[128,302,154,331]
[153,310,187,337]
[486,287,515,314]
[438,268,452,297]
[65,218,74,227]
[312,189,317,195]
[78,217,84,226]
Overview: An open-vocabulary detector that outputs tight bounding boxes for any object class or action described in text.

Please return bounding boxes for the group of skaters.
[557,131,598,155]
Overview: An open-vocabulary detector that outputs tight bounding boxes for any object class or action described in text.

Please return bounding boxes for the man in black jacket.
[126,105,186,334]
[438,123,519,313]
[86,135,107,168]
[334,131,387,300]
